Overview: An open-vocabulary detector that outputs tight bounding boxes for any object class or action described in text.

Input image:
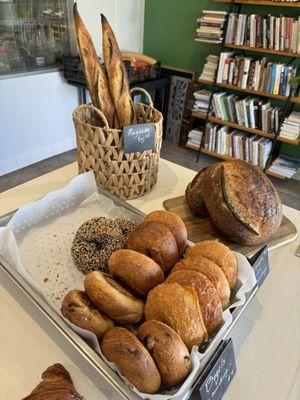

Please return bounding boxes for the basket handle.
[130,87,154,108]
[90,105,110,129]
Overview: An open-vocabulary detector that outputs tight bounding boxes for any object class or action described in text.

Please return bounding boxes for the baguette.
[73,3,116,127]
[101,14,135,127]
[121,51,157,66]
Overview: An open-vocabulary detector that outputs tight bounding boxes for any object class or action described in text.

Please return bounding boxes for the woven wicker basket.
[72,88,163,200]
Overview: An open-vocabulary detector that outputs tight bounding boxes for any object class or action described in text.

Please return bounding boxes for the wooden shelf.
[197,78,300,104]
[215,0,300,7]
[191,111,300,144]
[224,44,300,58]
[197,148,287,179]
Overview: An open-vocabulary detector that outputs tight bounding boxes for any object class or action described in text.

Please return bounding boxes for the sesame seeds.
[71,217,135,273]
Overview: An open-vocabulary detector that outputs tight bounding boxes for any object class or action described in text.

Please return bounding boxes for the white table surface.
[0,159,299,400]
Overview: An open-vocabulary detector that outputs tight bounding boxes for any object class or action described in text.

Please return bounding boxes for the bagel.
[187,240,238,290]
[165,270,223,335]
[143,210,187,255]
[137,320,191,387]
[126,221,178,273]
[61,290,114,339]
[101,327,161,394]
[109,249,164,296]
[84,271,144,324]
[172,255,230,309]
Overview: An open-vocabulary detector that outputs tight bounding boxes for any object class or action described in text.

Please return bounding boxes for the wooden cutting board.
[163,195,298,259]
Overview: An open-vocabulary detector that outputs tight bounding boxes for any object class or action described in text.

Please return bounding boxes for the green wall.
[144,0,300,158]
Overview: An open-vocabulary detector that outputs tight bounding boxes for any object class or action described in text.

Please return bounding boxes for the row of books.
[279,111,300,139]
[212,92,282,134]
[269,155,300,178]
[226,13,300,54]
[203,123,272,168]
[195,10,227,44]
[217,52,297,96]
[187,128,203,148]
[199,55,219,82]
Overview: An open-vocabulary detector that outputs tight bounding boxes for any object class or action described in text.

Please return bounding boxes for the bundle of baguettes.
[73,3,135,129]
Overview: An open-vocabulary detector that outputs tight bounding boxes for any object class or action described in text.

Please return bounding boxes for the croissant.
[22,363,85,400]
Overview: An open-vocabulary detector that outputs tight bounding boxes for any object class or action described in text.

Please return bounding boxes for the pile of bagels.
[62,210,238,394]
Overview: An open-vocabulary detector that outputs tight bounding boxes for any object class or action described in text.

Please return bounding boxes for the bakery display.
[185,167,209,217]
[61,290,114,339]
[126,221,179,273]
[101,327,161,394]
[143,210,188,255]
[22,363,85,400]
[144,282,208,350]
[187,240,238,290]
[172,256,230,310]
[84,271,144,325]
[137,320,191,387]
[165,270,223,335]
[101,14,135,127]
[108,249,164,296]
[185,160,282,246]
[71,217,135,273]
[73,4,116,128]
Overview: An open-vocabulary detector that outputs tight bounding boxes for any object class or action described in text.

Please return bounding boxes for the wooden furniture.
[190,0,300,179]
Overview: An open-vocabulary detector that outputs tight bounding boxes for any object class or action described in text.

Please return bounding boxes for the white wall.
[76,0,145,56]
[0,0,145,176]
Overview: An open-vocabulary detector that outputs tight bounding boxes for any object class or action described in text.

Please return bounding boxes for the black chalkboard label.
[250,245,269,287]
[198,339,236,400]
[123,123,155,154]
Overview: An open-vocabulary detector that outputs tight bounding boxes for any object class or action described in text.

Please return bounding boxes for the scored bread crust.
[187,240,238,290]
[101,14,135,127]
[165,270,223,335]
[84,271,144,324]
[101,327,161,394]
[73,4,116,127]
[144,282,208,351]
[202,160,282,245]
[171,255,230,310]
[137,320,191,387]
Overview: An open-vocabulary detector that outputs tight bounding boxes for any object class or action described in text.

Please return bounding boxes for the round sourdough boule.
[165,270,223,335]
[187,240,238,290]
[109,249,164,296]
[185,167,209,217]
[84,271,144,324]
[172,255,230,310]
[61,290,114,339]
[126,221,179,273]
[101,327,161,394]
[143,210,187,255]
[201,160,282,245]
[137,320,191,387]
[144,282,208,351]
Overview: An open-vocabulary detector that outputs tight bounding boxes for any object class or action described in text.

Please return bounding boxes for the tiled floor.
[1,141,300,210]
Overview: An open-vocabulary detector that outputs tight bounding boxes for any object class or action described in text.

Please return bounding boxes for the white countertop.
[0,159,299,400]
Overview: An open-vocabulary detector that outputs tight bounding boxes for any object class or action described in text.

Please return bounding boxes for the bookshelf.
[189,0,300,179]
[191,111,300,144]
[185,145,286,178]
[215,0,300,7]
[197,78,300,104]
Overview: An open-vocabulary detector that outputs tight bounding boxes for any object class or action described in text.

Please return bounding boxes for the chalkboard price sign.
[123,123,155,154]
[250,245,269,287]
[198,339,236,400]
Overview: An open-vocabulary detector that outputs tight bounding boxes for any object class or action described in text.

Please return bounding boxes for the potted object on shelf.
[72,5,163,200]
